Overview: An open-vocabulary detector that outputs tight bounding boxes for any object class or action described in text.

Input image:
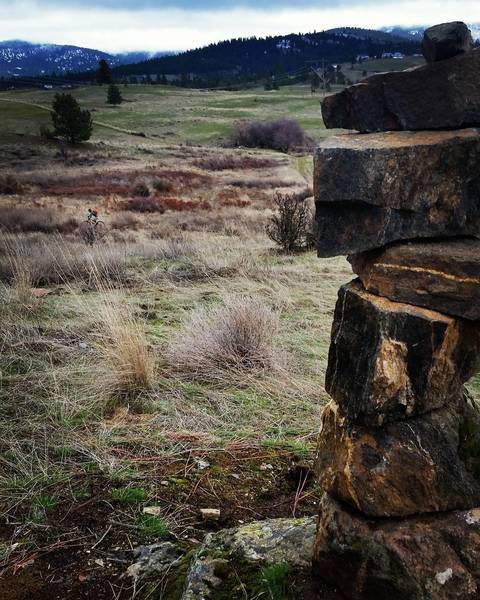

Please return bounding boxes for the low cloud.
[1,0,479,52]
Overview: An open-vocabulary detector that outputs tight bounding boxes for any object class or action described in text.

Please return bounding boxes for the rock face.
[325,280,480,426]
[422,21,474,63]
[313,494,480,600]
[321,48,480,132]
[316,398,480,517]
[349,238,480,320]
[314,129,480,256]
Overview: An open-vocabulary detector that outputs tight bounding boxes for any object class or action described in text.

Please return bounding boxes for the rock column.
[312,22,480,600]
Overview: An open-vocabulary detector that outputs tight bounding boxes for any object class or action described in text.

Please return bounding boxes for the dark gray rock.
[422,21,474,63]
[321,48,480,132]
[325,281,480,426]
[314,129,480,256]
[316,395,480,517]
[349,238,480,320]
[313,493,480,600]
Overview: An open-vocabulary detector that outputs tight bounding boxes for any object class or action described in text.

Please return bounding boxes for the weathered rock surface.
[313,493,480,600]
[325,280,480,426]
[182,517,316,599]
[316,396,480,517]
[349,238,480,320]
[321,48,480,132]
[314,129,480,256]
[126,541,186,580]
[422,21,474,63]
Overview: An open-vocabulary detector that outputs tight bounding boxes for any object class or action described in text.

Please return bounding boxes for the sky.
[1,0,479,53]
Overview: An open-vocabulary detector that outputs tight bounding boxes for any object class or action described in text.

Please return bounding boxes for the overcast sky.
[2,0,479,53]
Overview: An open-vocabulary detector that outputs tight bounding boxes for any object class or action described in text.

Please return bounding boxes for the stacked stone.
[312,22,480,600]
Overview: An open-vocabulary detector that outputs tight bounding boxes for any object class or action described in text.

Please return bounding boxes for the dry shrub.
[193,155,277,171]
[266,191,313,252]
[125,197,165,213]
[110,212,140,230]
[132,182,150,198]
[0,206,78,234]
[95,290,155,408]
[168,298,281,382]
[152,179,175,194]
[0,174,24,195]
[229,119,314,153]
[161,197,211,211]
[0,235,129,287]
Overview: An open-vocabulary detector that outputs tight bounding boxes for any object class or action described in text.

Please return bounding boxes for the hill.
[0,40,170,77]
[113,28,420,83]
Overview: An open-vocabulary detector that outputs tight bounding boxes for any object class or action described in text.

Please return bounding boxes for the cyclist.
[87,207,99,224]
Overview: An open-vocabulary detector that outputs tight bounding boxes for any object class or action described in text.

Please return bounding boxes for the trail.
[0,96,152,139]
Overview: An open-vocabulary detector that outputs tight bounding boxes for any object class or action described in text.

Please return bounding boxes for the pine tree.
[107,84,123,105]
[96,59,112,84]
[51,93,93,144]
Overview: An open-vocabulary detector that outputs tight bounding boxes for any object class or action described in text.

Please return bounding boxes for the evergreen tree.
[107,84,123,105]
[51,93,93,143]
[96,59,112,84]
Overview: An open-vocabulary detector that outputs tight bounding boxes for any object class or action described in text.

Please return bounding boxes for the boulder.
[314,129,480,256]
[325,280,480,426]
[349,238,480,320]
[181,517,317,599]
[321,48,480,132]
[315,396,480,517]
[422,22,474,63]
[313,493,480,600]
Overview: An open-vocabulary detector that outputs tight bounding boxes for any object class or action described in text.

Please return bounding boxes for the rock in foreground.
[313,493,480,600]
[321,49,480,132]
[316,397,480,517]
[325,281,480,426]
[314,129,480,256]
[422,21,474,63]
[349,238,480,320]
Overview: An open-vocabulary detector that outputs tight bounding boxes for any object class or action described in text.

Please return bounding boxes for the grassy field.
[341,55,425,83]
[0,83,341,146]
[1,81,479,599]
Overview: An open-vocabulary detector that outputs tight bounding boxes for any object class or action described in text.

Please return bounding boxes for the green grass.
[111,487,148,503]
[136,514,170,538]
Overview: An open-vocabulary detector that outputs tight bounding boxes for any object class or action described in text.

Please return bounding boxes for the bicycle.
[81,219,106,245]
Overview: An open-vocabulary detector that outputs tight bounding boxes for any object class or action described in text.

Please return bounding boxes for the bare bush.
[109,212,140,230]
[0,174,24,195]
[168,298,281,382]
[125,197,165,213]
[193,155,277,171]
[266,192,312,253]
[229,119,314,153]
[132,182,150,197]
[152,179,175,193]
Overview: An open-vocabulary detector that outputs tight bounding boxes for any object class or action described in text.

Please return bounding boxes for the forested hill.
[113,28,420,80]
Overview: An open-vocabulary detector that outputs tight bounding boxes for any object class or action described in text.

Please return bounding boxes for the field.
[341,55,425,83]
[1,82,479,599]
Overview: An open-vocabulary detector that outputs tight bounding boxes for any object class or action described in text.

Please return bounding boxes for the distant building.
[392,52,405,59]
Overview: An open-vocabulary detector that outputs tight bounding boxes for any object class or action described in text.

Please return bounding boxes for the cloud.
[1,0,479,53]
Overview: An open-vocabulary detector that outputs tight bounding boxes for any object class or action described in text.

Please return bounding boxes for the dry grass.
[0,206,78,234]
[92,283,155,410]
[168,297,284,383]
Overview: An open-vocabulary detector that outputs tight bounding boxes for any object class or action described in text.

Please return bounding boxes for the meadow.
[0,81,478,599]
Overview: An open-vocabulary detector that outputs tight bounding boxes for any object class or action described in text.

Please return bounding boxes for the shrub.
[193,155,277,171]
[132,182,150,197]
[168,298,281,382]
[266,192,312,253]
[152,179,174,193]
[0,174,24,195]
[51,93,93,144]
[229,119,313,153]
[110,212,139,230]
[0,206,78,234]
[125,197,165,213]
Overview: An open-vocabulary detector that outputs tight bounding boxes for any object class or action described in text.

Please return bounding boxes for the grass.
[136,514,170,538]
[111,487,148,504]
[0,82,340,147]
